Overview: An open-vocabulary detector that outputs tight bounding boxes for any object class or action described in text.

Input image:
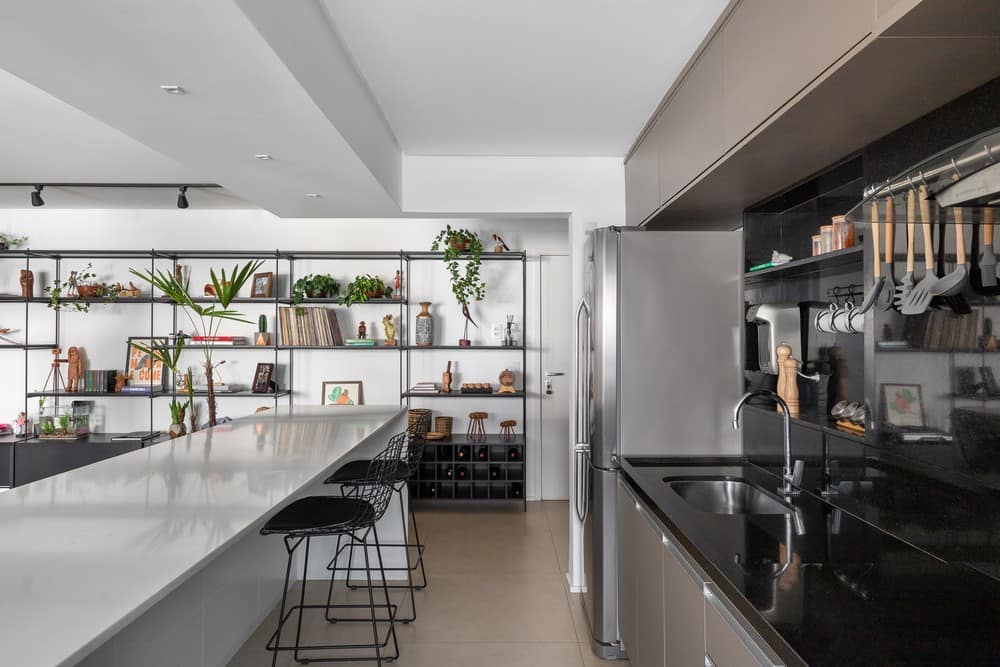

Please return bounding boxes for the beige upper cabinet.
[721,0,874,150]
[658,38,725,206]
[625,119,663,226]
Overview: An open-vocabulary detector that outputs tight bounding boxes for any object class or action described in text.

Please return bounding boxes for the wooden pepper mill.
[775,343,791,413]
[780,356,800,418]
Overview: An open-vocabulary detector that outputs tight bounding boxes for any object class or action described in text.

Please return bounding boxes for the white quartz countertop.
[0,405,404,667]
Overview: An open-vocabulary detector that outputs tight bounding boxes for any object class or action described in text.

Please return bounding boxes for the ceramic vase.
[415,301,434,346]
[168,422,187,439]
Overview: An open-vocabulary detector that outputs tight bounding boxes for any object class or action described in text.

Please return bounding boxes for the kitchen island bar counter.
[0,405,405,667]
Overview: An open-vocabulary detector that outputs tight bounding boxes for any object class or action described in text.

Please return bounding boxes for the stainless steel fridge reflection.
[575,227,742,659]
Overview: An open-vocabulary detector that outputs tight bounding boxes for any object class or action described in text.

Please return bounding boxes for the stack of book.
[278,307,344,347]
[345,338,376,346]
[120,385,158,395]
[190,335,248,346]
[408,382,439,395]
[82,370,117,393]
[903,310,980,351]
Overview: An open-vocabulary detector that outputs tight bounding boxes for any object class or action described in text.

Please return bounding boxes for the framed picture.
[322,381,363,406]
[125,337,168,390]
[252,362,276,394]
[881,383,924,427]
[251,272,273,298]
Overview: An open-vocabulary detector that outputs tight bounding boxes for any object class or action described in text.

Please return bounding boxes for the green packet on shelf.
[748,261,776,272]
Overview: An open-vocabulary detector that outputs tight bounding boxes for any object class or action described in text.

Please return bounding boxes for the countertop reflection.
[0,405,403,667]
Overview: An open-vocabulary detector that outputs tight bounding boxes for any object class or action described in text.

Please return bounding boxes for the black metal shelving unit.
[1,248,530,499]
[402,251,528,509]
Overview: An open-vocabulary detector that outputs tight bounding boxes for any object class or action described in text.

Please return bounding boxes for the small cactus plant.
[256,314,271,346]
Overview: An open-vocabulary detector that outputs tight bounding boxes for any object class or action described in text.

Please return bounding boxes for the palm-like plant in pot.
[130,261,263,427]
[431,226,486,345]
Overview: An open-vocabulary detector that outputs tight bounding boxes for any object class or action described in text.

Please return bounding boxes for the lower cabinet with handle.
[617,477,785,667]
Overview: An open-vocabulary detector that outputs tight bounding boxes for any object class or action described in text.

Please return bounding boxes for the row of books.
[902,310,981,351]
[82,370,117,393]
[278,307,345,347]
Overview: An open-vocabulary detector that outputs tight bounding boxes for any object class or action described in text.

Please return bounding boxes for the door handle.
[544,371,564,395]
[544,371,565,377]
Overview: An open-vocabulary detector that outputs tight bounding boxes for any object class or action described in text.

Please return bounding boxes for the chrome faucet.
[732,390,804,496]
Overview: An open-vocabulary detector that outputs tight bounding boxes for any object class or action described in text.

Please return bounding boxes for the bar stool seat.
[261,496,375,535]
[325,459,409,485]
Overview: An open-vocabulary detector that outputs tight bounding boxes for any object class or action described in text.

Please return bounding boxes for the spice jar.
[819,225,834,254]
[832,215,854,250]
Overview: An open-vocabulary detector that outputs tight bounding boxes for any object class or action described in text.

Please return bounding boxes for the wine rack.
[410,434,525,502]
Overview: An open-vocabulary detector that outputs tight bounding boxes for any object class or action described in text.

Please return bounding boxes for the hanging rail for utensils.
[827,284,864,303]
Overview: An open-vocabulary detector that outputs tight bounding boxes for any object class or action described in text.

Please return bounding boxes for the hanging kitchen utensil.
[901,185,939,315]
[979,208,1000,287]
[894,189,917,308]
[935,205,971,314]
[855,200,884,314]
[970,208,1000,296]
[879,195,897,311]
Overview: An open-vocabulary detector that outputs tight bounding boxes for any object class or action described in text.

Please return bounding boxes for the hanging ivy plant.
[431,226,486,305]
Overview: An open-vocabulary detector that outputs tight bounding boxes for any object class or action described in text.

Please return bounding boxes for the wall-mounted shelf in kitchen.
[401,390,524,399]
[743,246,863,285]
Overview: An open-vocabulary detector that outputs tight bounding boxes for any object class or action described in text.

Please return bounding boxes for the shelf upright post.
[522,251,527,511]
[273,250,281,411]
[149,250,155,436]
[399,250,404,406]
[287,252,295,411]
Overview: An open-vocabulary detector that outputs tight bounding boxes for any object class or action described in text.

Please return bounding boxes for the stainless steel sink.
[664,477,794,515]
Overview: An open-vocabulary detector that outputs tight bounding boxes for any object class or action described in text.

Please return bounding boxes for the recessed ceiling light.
[254,154,274,161]
[159,85,186,95]
[305,193,322,199]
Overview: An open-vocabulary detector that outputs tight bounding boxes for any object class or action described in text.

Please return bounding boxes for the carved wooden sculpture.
[66,346,82,392]
[19,270,33,298]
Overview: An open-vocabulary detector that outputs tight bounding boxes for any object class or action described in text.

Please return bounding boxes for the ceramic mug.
[831,302,856,333]
[847,305,865,334]
[815,304,838,333]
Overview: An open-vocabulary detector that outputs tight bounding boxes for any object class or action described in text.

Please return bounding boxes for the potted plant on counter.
[131,260,262,427]
[0,233,27,252]
[291,274,339,305]
[340,274,389,307]
[431,226,486,345]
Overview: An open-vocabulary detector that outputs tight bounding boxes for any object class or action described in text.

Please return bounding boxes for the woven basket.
[407,409,431,436]
[434,416,453,439]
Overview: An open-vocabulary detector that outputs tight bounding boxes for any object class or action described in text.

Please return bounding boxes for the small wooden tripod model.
[43,347,81,393]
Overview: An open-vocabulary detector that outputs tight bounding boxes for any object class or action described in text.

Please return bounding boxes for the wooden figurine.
[500,419,517,442]
[66,346,82,392]
[780,356,800,418]
[467,411,487,442]
[42,347,68,393]
[382,314,397,346]
[775,343,792,413]
[442,361,452,393]
[119,281,141,298]
[358,321,367,340]
[497,369,516,394]
[114,372,128,393]
[492,233,510,253]
[203,283,216,297]
[394,270,402,299]
[19,269,33,298]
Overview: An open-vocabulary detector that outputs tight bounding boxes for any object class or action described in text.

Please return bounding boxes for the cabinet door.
[625,119,663,226]
[616,480,638,658]
[721,0,873,149]
[705,584,783,667]
[635,509,665,667]
[663,540,706,666]
[657,38,724,205]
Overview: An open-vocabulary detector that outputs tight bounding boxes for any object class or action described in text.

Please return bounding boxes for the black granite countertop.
[622,457,1000,667]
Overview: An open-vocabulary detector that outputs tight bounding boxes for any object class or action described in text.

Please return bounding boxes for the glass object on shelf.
[38,403,90,440]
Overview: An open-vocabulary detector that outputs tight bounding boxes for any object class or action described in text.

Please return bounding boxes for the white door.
[540,254,571,499]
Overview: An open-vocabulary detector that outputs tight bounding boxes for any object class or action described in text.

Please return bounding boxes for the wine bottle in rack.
[476,446,488,461]
[489,465,502,480]
[457,445,470,461]
[456,465,468,480]
[445,465,454,479]
[508,447,520,461]
[510,482,523,498]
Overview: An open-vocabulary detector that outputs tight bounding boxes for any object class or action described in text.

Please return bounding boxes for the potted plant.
[431,226,486,344]
[45,263,100,311]
[131,260,262,427]
[168,400,187,439]
[0,233,27,251]
[128,335,197,434]
[255,314,271,346]
[291,274,339,305]
[340,274,388,307]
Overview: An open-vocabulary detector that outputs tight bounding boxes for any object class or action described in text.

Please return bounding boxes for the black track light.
[30,185,44,207]
[176,186,189,209]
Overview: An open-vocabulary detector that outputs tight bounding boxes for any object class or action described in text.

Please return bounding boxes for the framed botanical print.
[881,383,924,427]
[322,381,363,406]
[125,337,168,390]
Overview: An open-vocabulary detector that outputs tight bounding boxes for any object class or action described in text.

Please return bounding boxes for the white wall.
[402,155,625,590]
[0,210,566,500]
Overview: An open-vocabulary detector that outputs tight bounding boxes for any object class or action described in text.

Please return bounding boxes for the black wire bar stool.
[324,414,429,624]
[260,431,406,666]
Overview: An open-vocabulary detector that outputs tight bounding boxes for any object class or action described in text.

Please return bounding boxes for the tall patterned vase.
[415,301,434,346]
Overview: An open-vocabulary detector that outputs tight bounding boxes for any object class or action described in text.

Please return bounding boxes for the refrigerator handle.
[574,298,592,523]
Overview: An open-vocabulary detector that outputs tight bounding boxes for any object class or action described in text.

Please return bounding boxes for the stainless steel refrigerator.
[575,226,742,659]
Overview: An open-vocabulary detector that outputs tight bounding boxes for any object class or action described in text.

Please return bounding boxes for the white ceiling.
[0,0,727,214]
[322,0,729,156]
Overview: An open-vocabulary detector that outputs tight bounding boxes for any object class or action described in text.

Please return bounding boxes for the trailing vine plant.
[431,226,486,305]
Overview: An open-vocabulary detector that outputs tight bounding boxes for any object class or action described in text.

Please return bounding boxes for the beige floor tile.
[579,641,631,667]
[542,501,571,573]
[565,592,591,643]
